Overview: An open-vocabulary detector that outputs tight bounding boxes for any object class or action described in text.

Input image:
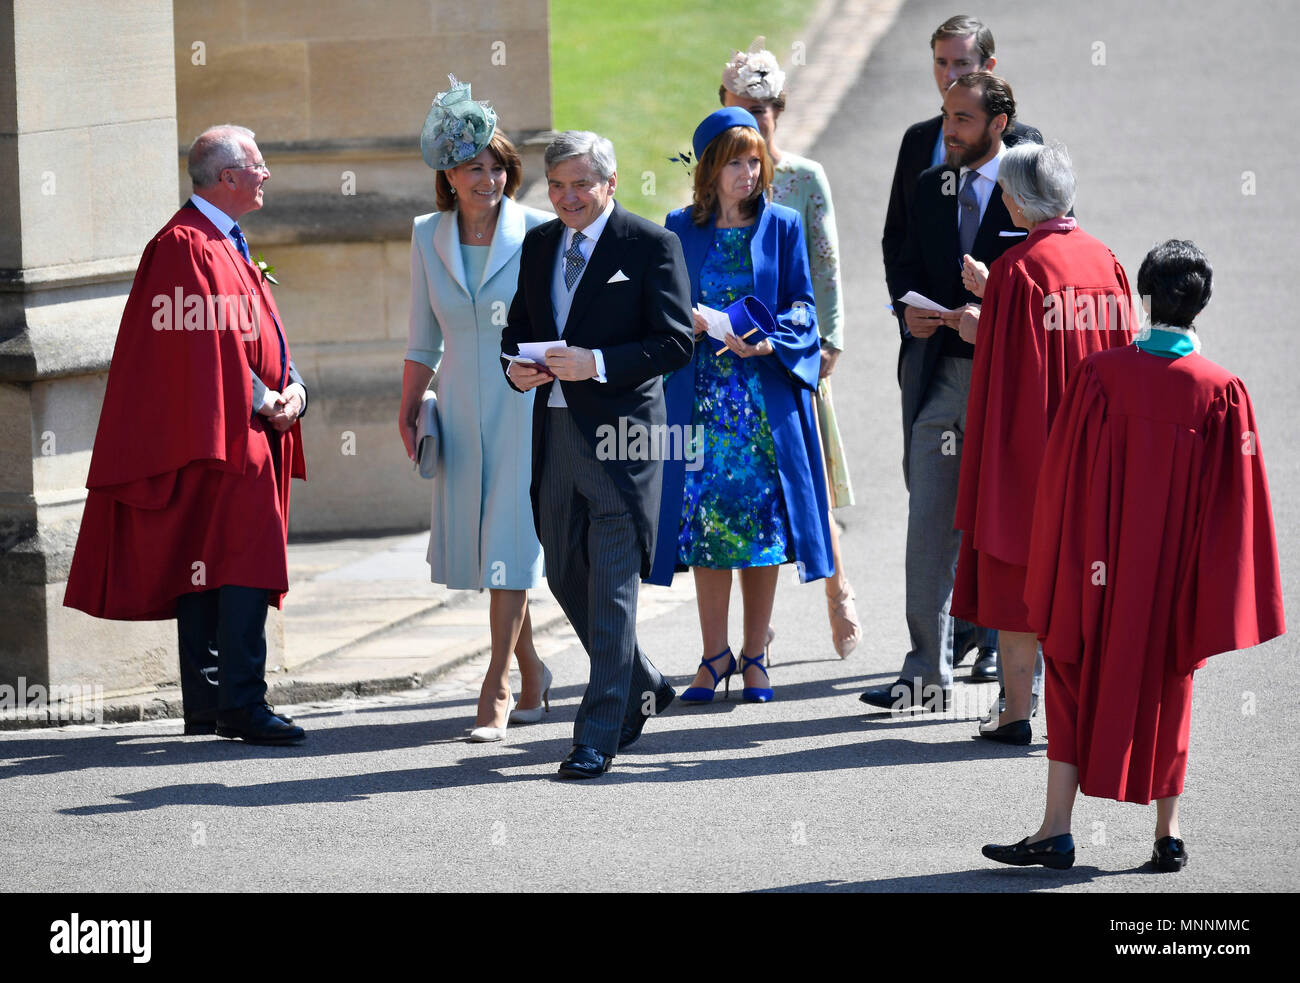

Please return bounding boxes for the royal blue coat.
[648,196,834,585]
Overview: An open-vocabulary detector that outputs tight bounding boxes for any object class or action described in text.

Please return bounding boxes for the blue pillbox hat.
[692,107,760,162]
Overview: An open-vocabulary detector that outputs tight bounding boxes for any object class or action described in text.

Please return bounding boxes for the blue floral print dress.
[677,225,792,568]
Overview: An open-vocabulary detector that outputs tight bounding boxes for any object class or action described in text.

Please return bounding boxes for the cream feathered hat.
[721,36,787,102]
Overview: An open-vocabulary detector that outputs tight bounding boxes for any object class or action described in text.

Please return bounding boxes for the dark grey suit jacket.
[889,157,1032,482]
[882,115,1043,314]
[501,201,694,577]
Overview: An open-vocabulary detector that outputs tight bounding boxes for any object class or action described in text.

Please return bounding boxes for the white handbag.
[415,389,441,479]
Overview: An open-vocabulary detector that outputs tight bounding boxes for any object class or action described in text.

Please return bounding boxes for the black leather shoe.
[859,678,951,712]
[978,718,1032,745]
[1149,836,1188,872]
[619,682,675,750]
[216,703,306,745]
[265,702,293,725]
[557,743,613,780]
[969,647,999,682]
[982,833,1075,869]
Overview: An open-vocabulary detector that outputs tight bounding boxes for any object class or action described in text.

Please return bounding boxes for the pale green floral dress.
[771,152,854,506]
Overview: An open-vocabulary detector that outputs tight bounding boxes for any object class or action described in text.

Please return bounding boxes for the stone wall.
[172,0,554,535]
[0,0,552,695]
[1,0,180,694]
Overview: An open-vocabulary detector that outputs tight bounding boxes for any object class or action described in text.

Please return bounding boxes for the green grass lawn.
[550,0,813,222]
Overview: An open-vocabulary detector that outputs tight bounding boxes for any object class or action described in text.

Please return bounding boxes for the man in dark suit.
[882,15,1043,685]
[502,131,693,779]
[863,73,1032,713]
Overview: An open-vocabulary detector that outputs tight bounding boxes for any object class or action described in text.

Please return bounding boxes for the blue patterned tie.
[563,230,586,290]
[230,223,252,264]
[957,170,980,257]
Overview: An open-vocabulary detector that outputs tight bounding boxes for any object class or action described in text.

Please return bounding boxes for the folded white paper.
[694,304,734,343]
[506,340,568,364]
[895,290,957,314]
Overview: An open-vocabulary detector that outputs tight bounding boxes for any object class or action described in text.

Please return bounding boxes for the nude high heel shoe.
[508,663,553,725]
[827,583,861,658]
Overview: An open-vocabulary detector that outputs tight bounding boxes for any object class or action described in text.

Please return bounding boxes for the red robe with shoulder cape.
[953,220,1134,632]
[1024,345,1284,803]
[63,206,306,621]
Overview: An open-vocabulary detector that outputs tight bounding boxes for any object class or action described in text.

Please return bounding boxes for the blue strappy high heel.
[680,648,736,703]
[740,649,773,703]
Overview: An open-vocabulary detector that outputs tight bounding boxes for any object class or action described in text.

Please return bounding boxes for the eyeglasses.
[226,160,269,174]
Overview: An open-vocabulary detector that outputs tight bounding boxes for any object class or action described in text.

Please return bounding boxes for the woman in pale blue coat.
[398,78,552,741]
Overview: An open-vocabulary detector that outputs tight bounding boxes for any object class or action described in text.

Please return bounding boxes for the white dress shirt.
[190,193,305,415]
[956,142,1005,231]
[547,198,612,408]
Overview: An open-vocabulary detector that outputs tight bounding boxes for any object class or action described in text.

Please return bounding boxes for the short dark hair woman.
[981,240,1285,872]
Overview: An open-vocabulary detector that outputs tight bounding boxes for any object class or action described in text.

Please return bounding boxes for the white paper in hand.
[508,340,568,365]
[695,304,733,343]
[896,291,957,314]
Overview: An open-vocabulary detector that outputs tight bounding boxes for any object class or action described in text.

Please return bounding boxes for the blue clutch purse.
[415,390,441,479]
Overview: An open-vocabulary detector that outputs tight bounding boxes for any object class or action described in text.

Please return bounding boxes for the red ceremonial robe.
[952,219,1134,631]
[1024,345,1284,804]
[64,206,306,621]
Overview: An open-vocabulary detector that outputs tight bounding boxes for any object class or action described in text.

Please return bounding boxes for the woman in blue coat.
[398,79,553,741]
[650,108,833,703]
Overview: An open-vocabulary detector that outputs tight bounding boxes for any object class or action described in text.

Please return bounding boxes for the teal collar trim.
[1134,323,1200,359]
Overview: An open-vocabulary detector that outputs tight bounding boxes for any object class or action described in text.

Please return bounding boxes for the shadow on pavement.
[755,865,1129,892]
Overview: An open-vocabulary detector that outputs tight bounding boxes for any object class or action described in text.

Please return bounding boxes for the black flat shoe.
[982,833,1075,870]
[1149,836,1188,872]
[557,743,613,780]
[619,682,675,750]
[977,718,1032,745]
[859,678,951,712]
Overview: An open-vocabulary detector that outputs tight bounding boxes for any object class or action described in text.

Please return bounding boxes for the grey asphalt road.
[2,0,1295,893]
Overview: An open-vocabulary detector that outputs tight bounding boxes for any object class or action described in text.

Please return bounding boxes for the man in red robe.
[981,240,1284,872]
[951,142,1135,745]
[64,125,308,745]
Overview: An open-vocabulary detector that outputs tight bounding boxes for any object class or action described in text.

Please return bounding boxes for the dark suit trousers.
[175,585,270,716]
[539,408,663,755]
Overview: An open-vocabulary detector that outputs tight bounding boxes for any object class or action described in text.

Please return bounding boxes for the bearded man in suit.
[65,125,307,745]
[863,73,1035,714]
[502,131,693,779]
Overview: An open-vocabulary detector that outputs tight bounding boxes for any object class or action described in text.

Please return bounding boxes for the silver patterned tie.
[564,230,586,290]
[958,170,980,258]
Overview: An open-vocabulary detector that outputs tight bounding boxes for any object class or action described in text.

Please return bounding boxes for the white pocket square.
[607,269,630,283]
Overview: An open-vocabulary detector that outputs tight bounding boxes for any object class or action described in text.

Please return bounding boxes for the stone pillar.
[0,0,180,694]
[172,0,553,537]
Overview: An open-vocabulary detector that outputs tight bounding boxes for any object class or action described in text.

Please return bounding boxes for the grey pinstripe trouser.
[539,408,664,755]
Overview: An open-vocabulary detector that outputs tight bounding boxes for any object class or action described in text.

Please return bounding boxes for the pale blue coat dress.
[406,195,551,589]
